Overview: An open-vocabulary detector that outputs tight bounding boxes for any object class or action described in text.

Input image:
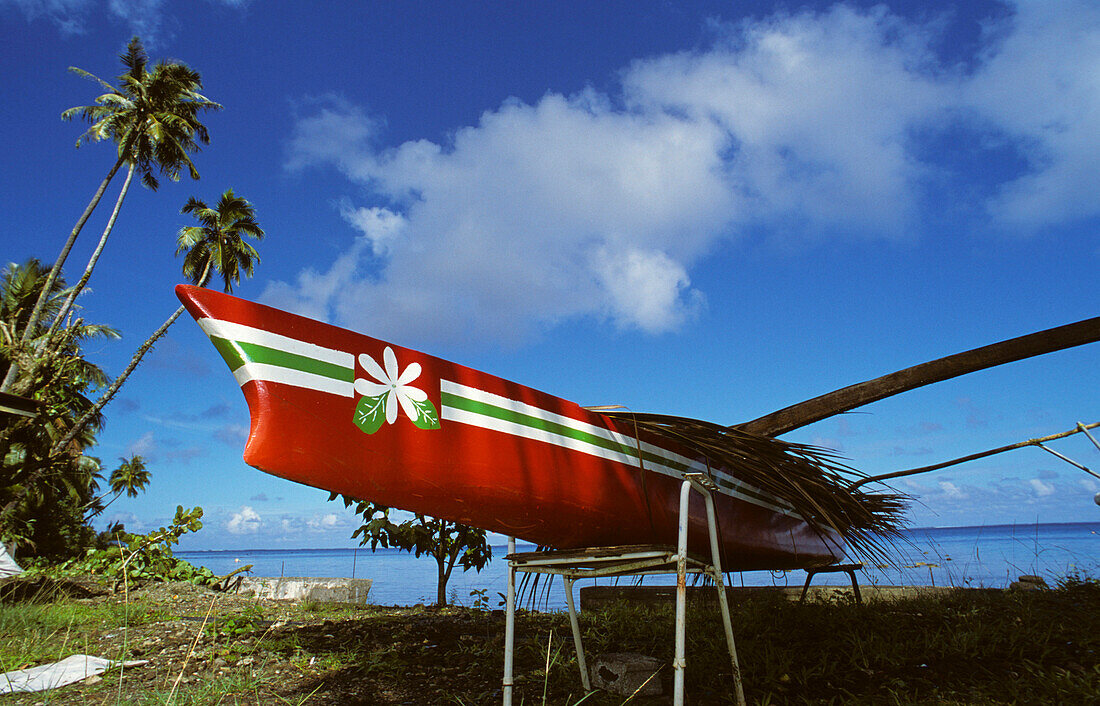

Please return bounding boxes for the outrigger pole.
[849,421,1100,494]
[738,317,1100,438]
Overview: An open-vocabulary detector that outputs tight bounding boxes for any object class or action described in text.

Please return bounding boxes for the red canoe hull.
[177,285,843,570]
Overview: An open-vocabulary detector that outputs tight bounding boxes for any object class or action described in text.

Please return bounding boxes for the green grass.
[1,579,1098,704]
[559,584,1100,704]
[0,590,155,672]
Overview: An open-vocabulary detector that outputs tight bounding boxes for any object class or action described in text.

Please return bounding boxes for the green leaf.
[353,394,387,434]
[410,397,441,430]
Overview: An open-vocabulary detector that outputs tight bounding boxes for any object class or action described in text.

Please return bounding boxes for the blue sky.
[2,0,1097,551]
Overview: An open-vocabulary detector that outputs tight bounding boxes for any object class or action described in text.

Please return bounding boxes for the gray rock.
[234,576,372,603]
[590,652,663,697]
[1010,575,1048,591]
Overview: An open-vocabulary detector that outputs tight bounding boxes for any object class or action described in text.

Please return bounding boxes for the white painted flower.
[355,347,428,424]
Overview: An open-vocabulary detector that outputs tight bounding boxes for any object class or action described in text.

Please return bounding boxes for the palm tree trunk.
[0,155,127,393]
[49,304,187,457]
[45,162,137,348]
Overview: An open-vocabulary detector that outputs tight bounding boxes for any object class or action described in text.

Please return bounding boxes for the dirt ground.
[0,576,604,705]
[6,574,1098,705]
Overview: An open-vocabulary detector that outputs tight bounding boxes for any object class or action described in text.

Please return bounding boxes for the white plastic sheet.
[0,543,20,578]
[0,654,147,694]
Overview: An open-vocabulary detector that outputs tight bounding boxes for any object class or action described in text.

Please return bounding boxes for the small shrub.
[49,506,218,588]
[207,604,265,638]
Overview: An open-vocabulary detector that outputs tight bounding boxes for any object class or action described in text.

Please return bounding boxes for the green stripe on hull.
[210,336,353,382]
[198,316,794,516]
[442,391,642,460]
[210,336,246,372]
[443,388,792,512]
[715,477,789,509]
[442,390,696,473]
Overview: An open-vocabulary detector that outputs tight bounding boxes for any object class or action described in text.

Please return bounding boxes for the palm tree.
[1,37,221,393]
[50,189,264,456]
[0,261,117,551]
[0,259,67,392]
[175,190,265,292]
[0,260,117,406]
[85,455,150,518]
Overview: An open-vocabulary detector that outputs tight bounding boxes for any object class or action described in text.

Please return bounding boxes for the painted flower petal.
[354,379,389,397]
[400,384,428,402]
[383,346,400,383]
[359,352,390,385]
[385,388,399,424]
[397,390,420,422]
[396,361,422,386]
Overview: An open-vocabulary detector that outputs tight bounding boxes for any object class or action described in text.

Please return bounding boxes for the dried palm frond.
[598,411,908,565]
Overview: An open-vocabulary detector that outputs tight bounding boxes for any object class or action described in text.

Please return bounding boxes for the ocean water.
[176,522,1100,609]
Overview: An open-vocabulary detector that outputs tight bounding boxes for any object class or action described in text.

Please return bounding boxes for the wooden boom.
[737,316,1100,437]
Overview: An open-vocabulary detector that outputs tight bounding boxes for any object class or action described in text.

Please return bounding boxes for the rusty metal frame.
[502,473,746,706]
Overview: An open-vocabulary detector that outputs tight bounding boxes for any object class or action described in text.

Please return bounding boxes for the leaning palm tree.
[50,189,264,456]
[2,37,220,393]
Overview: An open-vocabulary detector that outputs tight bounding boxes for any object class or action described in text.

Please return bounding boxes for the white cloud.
[127,431,156,457]
[214,423,249,446]
[624,5,947,236]
[307,513,340,531]
[106,0,165,40]
[1029,478,1055,497]
[939,481,967,500]
[275,91,729,342]
[273,2,1100,345]
[1,0,92,34]
[965,1,1100,229]
[591,246,703,332]
[339,201,408,257]
[103,511,143,533]
[3,0,249,39]
[227,506,262,534]
[285,96,378,172]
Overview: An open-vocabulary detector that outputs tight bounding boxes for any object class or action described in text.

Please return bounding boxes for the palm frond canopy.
[0,259,69,337]
[176,189,265,292]
[61,36,222,190]
[598,410,907,563]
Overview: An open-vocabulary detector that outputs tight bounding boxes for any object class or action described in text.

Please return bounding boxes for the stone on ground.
[589,652,663,696]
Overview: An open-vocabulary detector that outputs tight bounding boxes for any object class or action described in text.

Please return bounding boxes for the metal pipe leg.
[563,577,591,691]
[503,537,516,706]
[702,491,746,706]
[673,480,692,706]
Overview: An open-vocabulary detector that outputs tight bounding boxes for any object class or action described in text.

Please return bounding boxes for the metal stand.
[799,563,864,605]
[502,473,746,706]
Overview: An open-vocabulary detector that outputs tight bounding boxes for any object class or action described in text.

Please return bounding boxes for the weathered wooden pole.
[737,317,1100,438]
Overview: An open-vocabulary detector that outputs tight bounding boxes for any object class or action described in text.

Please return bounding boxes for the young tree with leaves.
[335,494,493,606]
